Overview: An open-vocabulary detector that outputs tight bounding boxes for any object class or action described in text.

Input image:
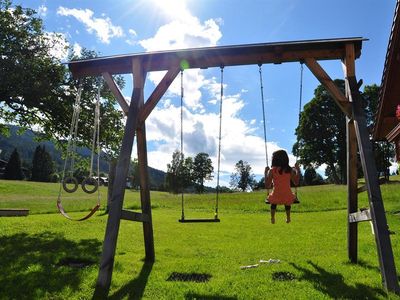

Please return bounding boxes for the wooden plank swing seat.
[0,209,29,217]
[67,37,400,297]
[179,217,220,223]
[57,201,100,221]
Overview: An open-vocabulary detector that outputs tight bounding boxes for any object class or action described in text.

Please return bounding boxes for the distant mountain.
[0,125,166,188]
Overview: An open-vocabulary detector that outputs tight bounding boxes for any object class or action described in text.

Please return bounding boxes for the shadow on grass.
[185,294,237,300]
[290,260,386,299]
[108,262,153,300]
[0,232,101,299]
[344,259,380,273]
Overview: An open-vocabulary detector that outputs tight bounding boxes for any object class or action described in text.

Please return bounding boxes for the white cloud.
[126,29,137,46]
[37,5,47,17]
[133,3,291,185]
[145,84,285,178]
[45,32,69,61]
[57,7,123,44]
[140,18,221,51]
[72,42,82,57]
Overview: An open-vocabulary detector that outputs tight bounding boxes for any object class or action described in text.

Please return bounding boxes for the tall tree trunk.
[329,163,341,184]
[106,158,117,213]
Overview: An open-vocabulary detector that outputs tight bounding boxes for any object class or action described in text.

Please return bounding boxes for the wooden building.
[373,1,400,159]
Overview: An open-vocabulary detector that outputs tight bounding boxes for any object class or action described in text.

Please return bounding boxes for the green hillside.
[0,125,166,187]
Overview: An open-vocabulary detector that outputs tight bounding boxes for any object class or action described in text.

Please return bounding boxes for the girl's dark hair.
[271,150,292,174]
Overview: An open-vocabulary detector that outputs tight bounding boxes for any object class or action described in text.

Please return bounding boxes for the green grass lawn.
[0,179,399,299]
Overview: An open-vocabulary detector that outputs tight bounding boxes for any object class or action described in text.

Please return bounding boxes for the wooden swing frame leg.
[347,76,400,294]
[94,60,155,298]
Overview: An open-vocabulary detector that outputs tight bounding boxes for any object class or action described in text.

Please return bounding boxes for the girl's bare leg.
[271,208,276,224]
[285,206,291,223]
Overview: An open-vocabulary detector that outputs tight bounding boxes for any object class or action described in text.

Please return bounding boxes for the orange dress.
[267,167,296,205]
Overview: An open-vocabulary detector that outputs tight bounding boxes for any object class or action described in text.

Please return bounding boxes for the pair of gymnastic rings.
[62,83,101,195]
[57,83,101,220]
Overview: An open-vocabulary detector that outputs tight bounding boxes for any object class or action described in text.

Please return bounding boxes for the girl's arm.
[265,167,273,189]
[291,163,301,186]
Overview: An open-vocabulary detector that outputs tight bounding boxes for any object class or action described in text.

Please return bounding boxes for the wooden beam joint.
[121,210,150,222]
[357,177,388,194]
[349,208,371,223]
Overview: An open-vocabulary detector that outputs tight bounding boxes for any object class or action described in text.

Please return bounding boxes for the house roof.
[373,0,400,141]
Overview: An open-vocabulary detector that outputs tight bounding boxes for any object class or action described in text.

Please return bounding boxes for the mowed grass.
[0,179,399,299]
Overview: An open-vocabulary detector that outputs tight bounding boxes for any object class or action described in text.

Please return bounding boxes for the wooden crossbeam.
[349,209,372,223]
[121,210,150,222]
[68,38,364,78]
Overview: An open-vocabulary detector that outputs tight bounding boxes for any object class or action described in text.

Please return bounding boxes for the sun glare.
[151,0,190,21]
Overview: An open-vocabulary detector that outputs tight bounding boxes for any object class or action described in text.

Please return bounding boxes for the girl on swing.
[265,149,300,224]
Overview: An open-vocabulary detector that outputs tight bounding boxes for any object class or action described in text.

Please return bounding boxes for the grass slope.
[0,179,399,299]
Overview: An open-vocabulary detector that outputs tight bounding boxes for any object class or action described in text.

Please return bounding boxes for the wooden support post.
[304,58,351,117]
[93,59,143,298]
[347,117,358,263]
[347,77,400,294]
[102,72,130,115]
[344,43,399,294]
[139,67,181,122]
[134,60,155,262]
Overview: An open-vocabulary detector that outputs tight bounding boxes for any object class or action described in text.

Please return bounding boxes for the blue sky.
[18,0,397,186]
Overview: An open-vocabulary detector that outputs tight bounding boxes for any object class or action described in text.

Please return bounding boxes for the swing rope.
[298,62,304,124]
[57,83,101,221]
[258,64,271,202]
[294,62,304,201]
[258,64,269,167]
[180,69,185,221]
[260,63,302,204]
[215,66,224,220]
[179,68,221,223]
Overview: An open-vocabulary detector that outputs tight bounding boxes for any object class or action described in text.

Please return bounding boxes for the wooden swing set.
[67,37,400,296]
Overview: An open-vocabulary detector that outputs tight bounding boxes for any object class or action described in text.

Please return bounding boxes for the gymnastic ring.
[62,176,79,193]
[81,177,99,194]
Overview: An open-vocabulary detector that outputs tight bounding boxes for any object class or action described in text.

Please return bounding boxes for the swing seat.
[179,217,220,223]
[264,198,300,205]
[57,201,100,221]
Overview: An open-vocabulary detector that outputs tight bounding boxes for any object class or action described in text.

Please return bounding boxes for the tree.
[31,145,54,182]
[230,160,255,191]
[1,2,126,211]
[4,148,24,180]
[254,177,265,190]
[303,165,324,186]
[293,80,347,184]
[192,152,213,193]
[166,150,193,193]
[0,0,66,136]
[362,84,394,179]
[128,158,140,190]
[294,82,394,184]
